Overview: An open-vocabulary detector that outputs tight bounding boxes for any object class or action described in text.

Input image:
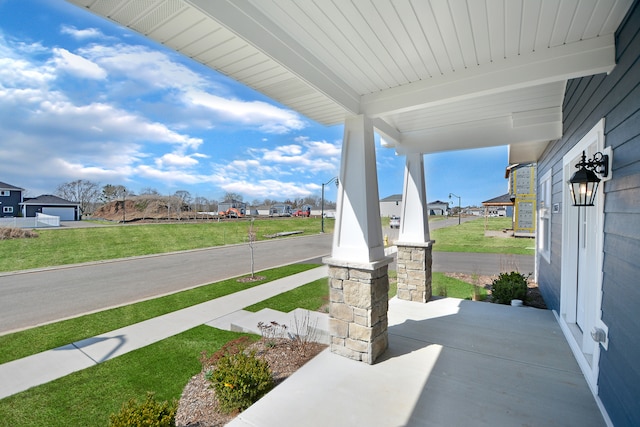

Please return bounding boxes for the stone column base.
[395,241,434,303]
[324,257,392,364]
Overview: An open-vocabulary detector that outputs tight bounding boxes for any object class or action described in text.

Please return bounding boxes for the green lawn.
[0,326,247,427]
[244,278,329,313]
[431,217,534,255]
[0,219,332,272]
[432,272,488,300]
[0,264,319,365]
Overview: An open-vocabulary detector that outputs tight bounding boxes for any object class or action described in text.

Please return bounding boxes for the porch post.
[324,114,392,364]
[396,152,434,303]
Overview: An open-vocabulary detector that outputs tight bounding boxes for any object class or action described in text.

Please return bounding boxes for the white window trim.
[538,169,552,263]
[2,206,13,213]
[0,190,10,197]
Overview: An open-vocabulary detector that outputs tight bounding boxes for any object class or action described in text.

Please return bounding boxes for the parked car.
[389,216,400,229]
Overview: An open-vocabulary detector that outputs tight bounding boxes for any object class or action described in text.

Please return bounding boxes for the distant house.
[482,193,514,218]
[21,195,81,221]
[427,200,448,216]
[380,194,449,217]
[217,200,247,216]
[269,203,292,217]
[0,181,24,217]
[379,194,403,217]
[506,163,537,237]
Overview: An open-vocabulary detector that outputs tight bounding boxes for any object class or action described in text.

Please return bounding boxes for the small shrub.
[109,393,176,427]
[289,311,320,356]
[0,227,39,240]
[209,349,275,414]
[257,320,288,348]
[490,272,528,304]
[200,336,251,369]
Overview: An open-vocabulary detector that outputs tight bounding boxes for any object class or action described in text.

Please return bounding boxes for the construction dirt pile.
[90,197,212,222]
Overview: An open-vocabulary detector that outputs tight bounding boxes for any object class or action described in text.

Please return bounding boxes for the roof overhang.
[67,0,633,163]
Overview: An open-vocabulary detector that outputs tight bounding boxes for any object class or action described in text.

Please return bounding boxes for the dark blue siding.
[537,2,640,425]
[0,190,22,217]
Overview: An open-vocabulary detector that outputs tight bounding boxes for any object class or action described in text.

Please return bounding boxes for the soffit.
[66,0,633,162]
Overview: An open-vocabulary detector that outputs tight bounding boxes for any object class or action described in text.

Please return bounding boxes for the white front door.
[560,119,609,394]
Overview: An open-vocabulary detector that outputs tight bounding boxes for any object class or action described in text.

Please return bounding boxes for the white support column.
[324,114,391,364]
[398,152,430,243]
[395,152,434,303]
[330,114,385,264]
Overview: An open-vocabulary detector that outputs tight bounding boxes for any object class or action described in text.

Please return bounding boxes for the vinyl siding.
[536,1,640,425]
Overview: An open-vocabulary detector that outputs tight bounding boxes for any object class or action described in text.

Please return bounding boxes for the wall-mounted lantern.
[568,151,609,207]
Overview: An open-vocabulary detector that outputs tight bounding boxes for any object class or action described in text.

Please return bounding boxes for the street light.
[449,193,461,225]
[321,176,339,233]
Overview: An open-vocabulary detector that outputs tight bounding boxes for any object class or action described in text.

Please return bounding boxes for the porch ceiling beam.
[372,118,401,147]
[361,35,615,118]
[187,0,361,115]
[396,116,561,155]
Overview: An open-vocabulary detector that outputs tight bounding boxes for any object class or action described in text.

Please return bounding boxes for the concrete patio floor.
[228,297,604,427]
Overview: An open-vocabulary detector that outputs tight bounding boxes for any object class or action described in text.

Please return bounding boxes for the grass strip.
[244,278,329,313]
[0,264,319,365]
[0,219,332,272]
[242,270,484,317]
[432,272,488,300]
[431,218,534,254]
[0,326,247,427]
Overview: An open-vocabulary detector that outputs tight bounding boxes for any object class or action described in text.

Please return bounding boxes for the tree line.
[55,180,336,216]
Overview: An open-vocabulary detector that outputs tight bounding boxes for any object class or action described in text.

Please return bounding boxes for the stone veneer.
[325,258,391,364]
[395,241,434,303]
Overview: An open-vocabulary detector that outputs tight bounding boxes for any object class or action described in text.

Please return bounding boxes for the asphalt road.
[0,218,534,334]
[0,233,333,334]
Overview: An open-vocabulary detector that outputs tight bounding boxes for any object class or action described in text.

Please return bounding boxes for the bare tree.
[56,179,100,215]
[174,190,192,205]
[248,219,256,278]
[139,187,160,196]
[101,184,127,203]
[223,192,243,202]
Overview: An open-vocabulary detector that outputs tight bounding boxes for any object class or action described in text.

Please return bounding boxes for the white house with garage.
[21,195,81,221]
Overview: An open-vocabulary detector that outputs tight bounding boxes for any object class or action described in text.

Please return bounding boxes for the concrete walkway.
[0,266,328,400]
[229,297,605,427]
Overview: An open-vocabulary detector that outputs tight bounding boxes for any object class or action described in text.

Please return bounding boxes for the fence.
[0,213,60,228]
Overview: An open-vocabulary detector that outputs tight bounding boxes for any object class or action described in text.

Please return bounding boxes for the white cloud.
[155,153,200,168]
[221,179,319,198]
[79,44,208,91]
[50,48,107,80]
[185,91,305,134]
[60,25,104,40]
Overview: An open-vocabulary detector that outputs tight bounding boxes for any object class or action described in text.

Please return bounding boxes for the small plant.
[109,392,176,427]
[490,271,528,304]
[0,227,39,240]
[209,349,275,414]
[438,284,448,297]
[257,321,288,348]
[289,311,320,356]
[200,336,252,369]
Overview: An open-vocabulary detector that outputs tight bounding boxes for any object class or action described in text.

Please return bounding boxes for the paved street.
[0,218,534,334]
[0,233,333,334]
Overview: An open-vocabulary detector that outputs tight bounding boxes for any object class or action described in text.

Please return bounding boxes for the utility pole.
[449,193,461,225]
[321,176,339,233]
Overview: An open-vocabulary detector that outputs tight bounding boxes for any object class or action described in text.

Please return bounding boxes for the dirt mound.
[91,196,211,222]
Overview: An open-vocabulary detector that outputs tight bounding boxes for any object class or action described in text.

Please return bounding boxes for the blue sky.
[0,0,510,207]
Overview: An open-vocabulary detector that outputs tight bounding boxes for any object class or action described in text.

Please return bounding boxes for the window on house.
[538,170,552,263]
[2,206,13,213]
[0,190,10,197]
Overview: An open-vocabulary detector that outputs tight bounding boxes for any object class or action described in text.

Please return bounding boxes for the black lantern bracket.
[578,151,609,178]
[568,148,612,207]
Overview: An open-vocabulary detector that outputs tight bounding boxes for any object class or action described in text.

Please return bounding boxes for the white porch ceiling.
[67,0,633,163]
